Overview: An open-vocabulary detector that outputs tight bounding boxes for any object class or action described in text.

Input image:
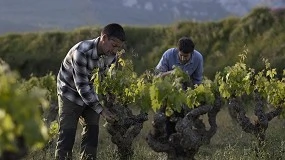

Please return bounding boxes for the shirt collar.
[92,37,100,59]
[190,51,195,64]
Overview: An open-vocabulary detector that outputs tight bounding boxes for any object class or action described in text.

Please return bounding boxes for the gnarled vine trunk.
[42,101,59,150]
[43,102,58,127]
[103,94,148,160]
[147,96,222,160]
[228,92,282,145]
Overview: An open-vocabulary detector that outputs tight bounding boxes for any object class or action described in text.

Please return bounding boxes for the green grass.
[24,107,285,160]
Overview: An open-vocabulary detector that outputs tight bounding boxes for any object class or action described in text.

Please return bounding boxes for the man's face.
[102,35,124,56]
[178,51,191,64]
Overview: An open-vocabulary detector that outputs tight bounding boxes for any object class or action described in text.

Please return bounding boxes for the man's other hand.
[157,70,174,78]
[100,108,117,123]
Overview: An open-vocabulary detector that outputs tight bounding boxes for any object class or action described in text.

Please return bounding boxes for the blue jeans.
[55,95,100,160]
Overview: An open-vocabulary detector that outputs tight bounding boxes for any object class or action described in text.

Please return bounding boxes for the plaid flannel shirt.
[57,37,116,113]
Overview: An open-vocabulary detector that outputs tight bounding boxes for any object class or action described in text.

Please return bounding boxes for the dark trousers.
[55,95,100,160]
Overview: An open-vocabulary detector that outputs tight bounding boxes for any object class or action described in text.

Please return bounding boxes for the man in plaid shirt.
[55,23,126,160]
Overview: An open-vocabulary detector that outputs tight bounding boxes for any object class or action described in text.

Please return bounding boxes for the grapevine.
[0,60,49,160]
[93,57,150,159]
[147,67,222,160]
[216,53,285,146]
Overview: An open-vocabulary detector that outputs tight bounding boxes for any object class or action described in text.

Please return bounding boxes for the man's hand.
[100,108,117,123]
[157,70,174,78]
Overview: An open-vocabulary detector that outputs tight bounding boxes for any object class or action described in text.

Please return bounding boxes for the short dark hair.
[177,37,195,54]
[101,23,126,42]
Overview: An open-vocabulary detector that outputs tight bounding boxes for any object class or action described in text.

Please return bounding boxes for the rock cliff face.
[0,0,284,34]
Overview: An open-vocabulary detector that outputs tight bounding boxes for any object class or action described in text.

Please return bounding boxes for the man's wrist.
[91,102,103,114]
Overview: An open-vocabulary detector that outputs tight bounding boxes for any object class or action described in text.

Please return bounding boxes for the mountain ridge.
[0,0,284,35]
